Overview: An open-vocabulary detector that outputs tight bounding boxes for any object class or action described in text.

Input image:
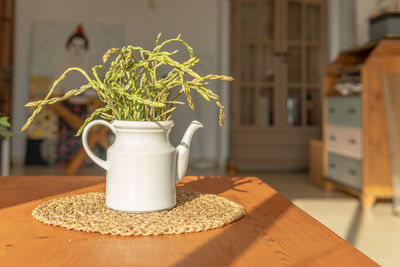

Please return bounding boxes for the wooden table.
[0,176,377,266]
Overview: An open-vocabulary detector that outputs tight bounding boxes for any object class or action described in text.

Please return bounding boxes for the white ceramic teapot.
[82,120,203,213]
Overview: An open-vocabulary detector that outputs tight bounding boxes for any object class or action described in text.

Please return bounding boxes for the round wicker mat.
[32,191,246,236]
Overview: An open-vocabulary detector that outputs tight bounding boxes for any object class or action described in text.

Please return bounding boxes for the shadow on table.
[177,175,254,194]
[174,193,291,266]
[0,176,105,209]
[174,176,374,266]
[174,176,293,266]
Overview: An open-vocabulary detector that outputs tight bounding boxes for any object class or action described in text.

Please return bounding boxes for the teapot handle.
[82,120,115,171]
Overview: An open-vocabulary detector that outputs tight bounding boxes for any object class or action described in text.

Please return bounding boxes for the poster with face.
[27,21,125,165]
[54,25,92,101]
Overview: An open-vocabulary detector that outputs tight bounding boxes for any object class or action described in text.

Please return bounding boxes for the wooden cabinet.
[229,0,327,170]
[322,39,400,209]
[0,0,14,117]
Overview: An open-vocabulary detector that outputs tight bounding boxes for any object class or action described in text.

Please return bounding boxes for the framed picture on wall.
[26,20,125,165]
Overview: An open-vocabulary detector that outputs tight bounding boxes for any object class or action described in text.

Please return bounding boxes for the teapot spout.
[175,120,203,184]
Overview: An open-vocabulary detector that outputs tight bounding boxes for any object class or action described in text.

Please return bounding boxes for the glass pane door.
[306,46,320,83]
[238,0,277,128]
[239,2,257,127]
[258,0,276,127]
[287,88,302,126]
[241,3,256,41]
[306,4,321,41]
[288,1,302,41]
[306,88,321,126]
[287,45,302,83]
[285,0,322,128]
[259,87,274,126]
[305,2,322,127]
[240,86,255,125]
[286,1,303,127]
[261,1,274,41]
[241,44,256,81]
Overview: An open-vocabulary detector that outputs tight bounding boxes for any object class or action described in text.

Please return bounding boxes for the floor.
[10,165,400,266]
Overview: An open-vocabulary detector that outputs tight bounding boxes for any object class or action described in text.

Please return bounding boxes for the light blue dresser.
[325,96,362,190]
[322,39,397,209]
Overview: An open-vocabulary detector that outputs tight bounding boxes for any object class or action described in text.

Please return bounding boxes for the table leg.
[66,127,104,175]
[1,138,10,176]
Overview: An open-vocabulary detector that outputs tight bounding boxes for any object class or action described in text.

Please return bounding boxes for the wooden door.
[230,0,326,170]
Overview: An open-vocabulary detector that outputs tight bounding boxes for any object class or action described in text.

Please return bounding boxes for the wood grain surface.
[0,176,377,266]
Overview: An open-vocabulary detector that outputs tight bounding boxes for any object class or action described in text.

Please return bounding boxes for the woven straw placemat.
[32,191,246,236]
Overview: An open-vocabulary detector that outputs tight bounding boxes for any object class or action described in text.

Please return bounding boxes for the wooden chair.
[50,101,110,175]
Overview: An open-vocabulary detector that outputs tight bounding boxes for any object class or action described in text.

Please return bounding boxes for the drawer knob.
[329,163,336,168]
[348,139,357,144]
[348,169,357,175]
[329,108,336,113]
[329,135,336,141]
[348,108,356,114]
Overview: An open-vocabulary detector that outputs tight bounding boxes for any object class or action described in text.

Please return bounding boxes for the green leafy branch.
[0,116,14,139]
[21,34,233,135]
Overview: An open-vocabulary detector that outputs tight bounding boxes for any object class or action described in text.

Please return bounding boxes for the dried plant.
[21,34,233,135]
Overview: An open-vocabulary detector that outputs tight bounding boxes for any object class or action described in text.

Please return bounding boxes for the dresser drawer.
[327,153,362,190]
[326,96,361,127]
[326,124,362,159]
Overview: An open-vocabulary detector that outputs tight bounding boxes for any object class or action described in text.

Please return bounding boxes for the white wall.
[328,0,356,62]
[12,0,231,167]
[355,0,376,46]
